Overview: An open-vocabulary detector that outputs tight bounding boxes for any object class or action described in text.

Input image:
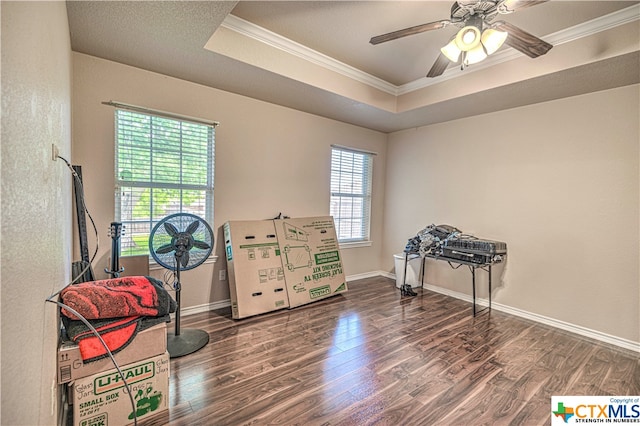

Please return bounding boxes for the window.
[115,109,215,256]
[330,146,373,243]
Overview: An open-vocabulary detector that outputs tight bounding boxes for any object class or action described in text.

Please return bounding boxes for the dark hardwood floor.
[141,276,639,426]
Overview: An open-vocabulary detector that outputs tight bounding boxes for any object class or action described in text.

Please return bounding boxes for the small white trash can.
[393,253,422,289]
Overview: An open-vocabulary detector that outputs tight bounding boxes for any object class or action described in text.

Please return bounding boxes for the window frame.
[113,108,216,258]
[329,145,374,246]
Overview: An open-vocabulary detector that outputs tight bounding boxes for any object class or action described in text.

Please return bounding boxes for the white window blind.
[114,109,215,256]
[330,146,373,243]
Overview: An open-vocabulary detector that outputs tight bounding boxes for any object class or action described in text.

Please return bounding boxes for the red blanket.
[60,276,174,320]
[60,276,176,362]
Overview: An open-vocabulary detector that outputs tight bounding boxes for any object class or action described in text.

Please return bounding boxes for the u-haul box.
[58,323,167,384]
[274,216,347,308]
[71,352,169,426]
[224,220,289,319]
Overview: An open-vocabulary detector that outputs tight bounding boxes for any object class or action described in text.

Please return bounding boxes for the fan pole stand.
[167,257,209,358]
[150,213,214,358]
[167,330,210,358]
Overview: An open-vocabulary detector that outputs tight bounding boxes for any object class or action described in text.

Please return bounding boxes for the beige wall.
[71,53,387,310]
[72,52,639,345]
[1,2,72,424]
[383,85,640,344]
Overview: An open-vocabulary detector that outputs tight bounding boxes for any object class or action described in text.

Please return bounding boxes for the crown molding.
[221,14,398,95]
[221,4,640,99]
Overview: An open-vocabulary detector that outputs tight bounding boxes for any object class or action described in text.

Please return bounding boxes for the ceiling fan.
[370,0,553,78]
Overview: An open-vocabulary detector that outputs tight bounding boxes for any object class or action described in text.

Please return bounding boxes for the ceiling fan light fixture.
[369,0,553,78]
[441,39,462,62]
[481,28,508,55]
[463,44,488,65]
[455,25,481,51]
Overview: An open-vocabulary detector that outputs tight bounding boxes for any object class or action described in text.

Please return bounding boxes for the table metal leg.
[472,264,492,316]
[489,264,492,311]
[403,253,409,287]
[401,253,417,296]
[472,267,476,316]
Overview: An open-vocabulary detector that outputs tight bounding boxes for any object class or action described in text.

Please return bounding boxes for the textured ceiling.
[231,1,635,85]
[66,1,640,133]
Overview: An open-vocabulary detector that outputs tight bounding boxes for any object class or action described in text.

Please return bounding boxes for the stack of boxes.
[59,323,170,425]
[224,216,348,319]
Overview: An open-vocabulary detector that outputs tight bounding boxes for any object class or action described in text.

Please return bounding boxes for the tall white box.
[224,220,289,319]
[274,216,347,308]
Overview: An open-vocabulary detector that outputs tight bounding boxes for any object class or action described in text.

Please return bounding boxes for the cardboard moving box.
[274,216,347,308]
[71,352,169,426]
[58,322,167,384]
[224,220,289,319]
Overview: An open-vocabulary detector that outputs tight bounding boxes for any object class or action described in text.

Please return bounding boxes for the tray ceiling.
[67,1,640,132]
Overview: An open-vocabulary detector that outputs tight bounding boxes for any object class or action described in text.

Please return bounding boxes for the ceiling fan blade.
[493,21,552,58]
[426,52,451,78]
[497,0,547,14]
[370,20,450,45]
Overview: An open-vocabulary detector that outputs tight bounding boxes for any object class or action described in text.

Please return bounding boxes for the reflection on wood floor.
[141,276,639,426]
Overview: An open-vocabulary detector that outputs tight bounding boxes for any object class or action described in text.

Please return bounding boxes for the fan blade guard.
[149,213,214,271]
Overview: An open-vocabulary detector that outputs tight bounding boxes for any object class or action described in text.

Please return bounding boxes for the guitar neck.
[106,222,124,278]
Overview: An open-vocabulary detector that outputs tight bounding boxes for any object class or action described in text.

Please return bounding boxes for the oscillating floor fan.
[149,213,213,358]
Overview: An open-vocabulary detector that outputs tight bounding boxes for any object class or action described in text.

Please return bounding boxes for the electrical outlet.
[51,143,59,161]
[219,270,226,281]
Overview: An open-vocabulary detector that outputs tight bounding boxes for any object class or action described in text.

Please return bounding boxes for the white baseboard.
[176,299,231,318]
[366,272,639,353]
[177,272,639,353]
[175,273,380,319]
[419,279,640,353]
[346,270,390,281]
[487,300,640,353]
[176,272,385,317]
